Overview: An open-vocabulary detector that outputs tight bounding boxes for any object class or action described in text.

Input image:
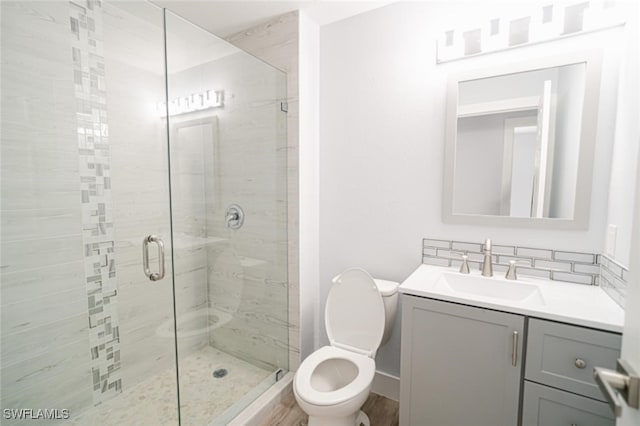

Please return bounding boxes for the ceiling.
[152,0,391,37]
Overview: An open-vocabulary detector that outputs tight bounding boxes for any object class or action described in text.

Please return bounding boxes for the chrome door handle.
[593,359,640,417]
[143,235,165,281]
[512,331,519,367]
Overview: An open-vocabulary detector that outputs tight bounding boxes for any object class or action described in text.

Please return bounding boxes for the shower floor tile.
[68,346,272,426]
[178,346,273,425]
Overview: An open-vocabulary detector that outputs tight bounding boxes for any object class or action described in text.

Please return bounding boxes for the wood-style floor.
[259,392,400,426]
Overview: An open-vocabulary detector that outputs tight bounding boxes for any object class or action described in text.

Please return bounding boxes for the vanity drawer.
[525,318,621,401]
[522,381,614,426]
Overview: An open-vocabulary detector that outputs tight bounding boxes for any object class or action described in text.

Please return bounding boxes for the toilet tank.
[373,279,399,346]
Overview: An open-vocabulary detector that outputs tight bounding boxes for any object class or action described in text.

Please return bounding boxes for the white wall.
[319,1,626,377]
[298,11,321,361]
[620,145,640,425]
[618,8,640,419]
[604,1,639,268]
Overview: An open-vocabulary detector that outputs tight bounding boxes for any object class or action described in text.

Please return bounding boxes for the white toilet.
[293,267,399,426]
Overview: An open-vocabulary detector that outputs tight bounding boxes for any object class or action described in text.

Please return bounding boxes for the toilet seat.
[294,346,375,407]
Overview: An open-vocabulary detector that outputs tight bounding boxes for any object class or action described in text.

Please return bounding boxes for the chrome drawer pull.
[575,358,587,369]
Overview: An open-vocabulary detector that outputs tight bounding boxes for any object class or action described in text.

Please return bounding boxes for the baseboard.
[228,372,294,426]
[372,370,400,402]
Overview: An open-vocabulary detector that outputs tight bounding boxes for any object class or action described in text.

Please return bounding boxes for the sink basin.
[435,272,546,305]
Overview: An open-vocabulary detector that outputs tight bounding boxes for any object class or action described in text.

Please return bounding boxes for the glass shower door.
[1,2,289,424]
[164,10,289,425]
[0,1,179,424]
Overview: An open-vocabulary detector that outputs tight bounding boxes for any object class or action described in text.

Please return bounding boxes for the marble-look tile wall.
[0,1,199,420]
[104,2,211,399]
[1,2,290,422]
[102,2,183,402]
[1,1,94,418]
[226,10,301,371]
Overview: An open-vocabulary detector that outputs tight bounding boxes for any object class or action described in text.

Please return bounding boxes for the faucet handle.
[451,251,471,274]
[505,260,529,280]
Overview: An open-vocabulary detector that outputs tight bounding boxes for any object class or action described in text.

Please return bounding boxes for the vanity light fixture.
[158,89,224,117]
[436,0,625,63]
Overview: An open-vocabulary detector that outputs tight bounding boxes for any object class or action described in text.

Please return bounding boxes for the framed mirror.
[443,51,602,229]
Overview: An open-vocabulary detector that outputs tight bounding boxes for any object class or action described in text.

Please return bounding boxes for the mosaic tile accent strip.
[70,0,122,405]
[422,238,600,285]
[599,254,627,309]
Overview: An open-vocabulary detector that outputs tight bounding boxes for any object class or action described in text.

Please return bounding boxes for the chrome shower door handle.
[143,235,165,281]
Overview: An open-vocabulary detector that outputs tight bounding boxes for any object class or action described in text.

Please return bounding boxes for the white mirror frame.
[443,50,603,229]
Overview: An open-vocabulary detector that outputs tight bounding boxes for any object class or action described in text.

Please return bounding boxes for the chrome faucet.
[482,238,493,277]
[505,259,528,280]
[452,251,470,274]
[505,260,518,280]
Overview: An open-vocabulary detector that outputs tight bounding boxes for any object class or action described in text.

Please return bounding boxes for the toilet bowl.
[293,268,399,426]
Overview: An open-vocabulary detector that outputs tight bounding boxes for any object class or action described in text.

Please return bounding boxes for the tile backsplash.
[423,238,600,285]
[599,254,628,309]
[422,238,628,308]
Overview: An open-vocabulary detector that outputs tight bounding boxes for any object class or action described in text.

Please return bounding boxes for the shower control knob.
[225,204,244,230]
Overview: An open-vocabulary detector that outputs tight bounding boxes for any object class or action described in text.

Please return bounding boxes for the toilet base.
[356,410,370,426]
[307,410,369,426]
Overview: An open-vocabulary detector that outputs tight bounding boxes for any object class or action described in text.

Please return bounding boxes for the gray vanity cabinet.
[521,318,620,426]
[525,318,622,400]
[399,295,525,426]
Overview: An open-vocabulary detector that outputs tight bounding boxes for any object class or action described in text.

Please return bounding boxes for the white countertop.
[399,264,625,333]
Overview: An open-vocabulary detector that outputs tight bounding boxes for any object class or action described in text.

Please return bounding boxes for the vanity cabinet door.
[399,296,524,426]
[522,381,615,426]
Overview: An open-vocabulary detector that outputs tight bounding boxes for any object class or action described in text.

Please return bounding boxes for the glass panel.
[164,10,289,424]
[0,1,179,424]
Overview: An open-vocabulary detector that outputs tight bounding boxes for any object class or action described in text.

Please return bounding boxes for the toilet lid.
[325,268,385,355]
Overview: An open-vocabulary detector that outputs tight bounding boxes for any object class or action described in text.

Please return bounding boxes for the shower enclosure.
[0,1,288,424]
